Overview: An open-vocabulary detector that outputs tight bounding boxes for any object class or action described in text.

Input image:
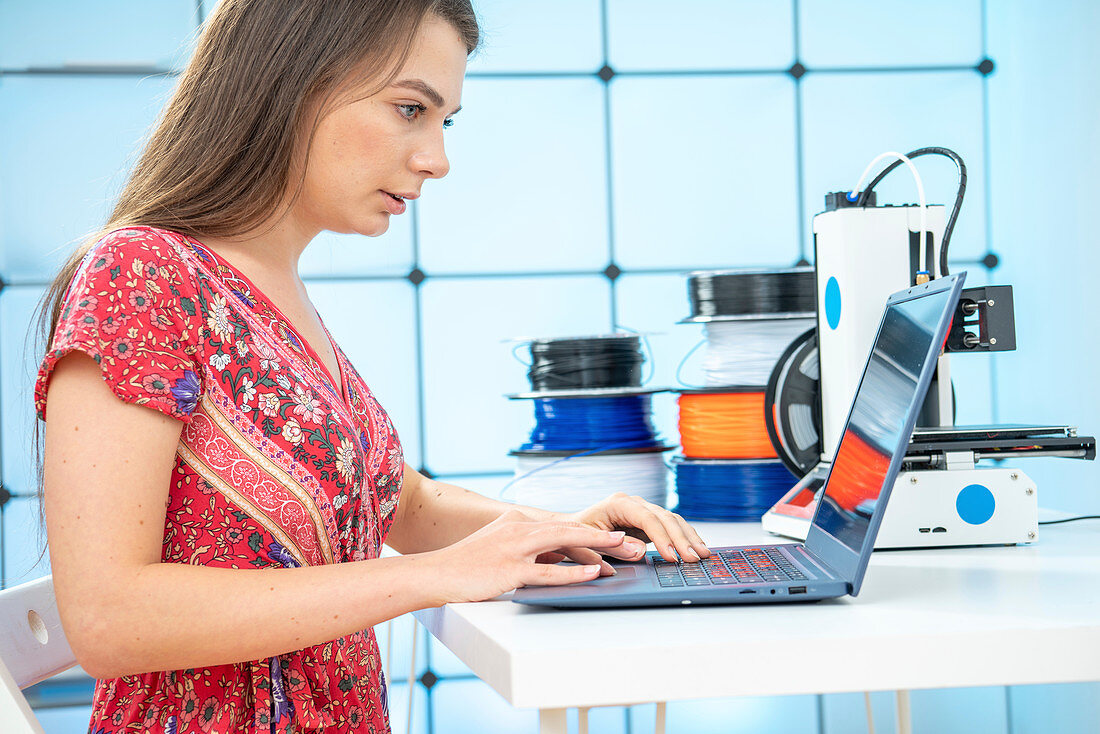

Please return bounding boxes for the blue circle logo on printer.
[825,276,841,330]
[956,484,995,525]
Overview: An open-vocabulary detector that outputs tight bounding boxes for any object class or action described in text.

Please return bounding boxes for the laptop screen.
[810,285,956,553]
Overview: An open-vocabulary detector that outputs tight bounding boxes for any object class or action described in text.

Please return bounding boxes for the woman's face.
[293,16,468,238]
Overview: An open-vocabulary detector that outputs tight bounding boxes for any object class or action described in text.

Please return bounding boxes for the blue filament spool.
[519,395,663,453]
[673,458,795,522]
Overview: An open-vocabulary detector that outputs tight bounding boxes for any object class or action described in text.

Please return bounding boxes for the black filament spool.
[527,334,644,391]
[685,267,816,321]
[764,328,823,477]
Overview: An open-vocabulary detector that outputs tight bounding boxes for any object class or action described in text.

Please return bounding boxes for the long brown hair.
[31,0,479,531]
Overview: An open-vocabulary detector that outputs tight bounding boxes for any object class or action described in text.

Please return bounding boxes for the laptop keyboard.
[653,547,807,587]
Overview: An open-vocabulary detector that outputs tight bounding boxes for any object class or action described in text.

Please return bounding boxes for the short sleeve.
[35,227,206,423]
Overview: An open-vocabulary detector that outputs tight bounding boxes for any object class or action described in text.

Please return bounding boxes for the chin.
[350,215,391,238]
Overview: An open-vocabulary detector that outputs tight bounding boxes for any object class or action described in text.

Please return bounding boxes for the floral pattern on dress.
[35,227,403,733]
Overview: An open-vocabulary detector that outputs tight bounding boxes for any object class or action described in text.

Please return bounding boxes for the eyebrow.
[391,78,462,115]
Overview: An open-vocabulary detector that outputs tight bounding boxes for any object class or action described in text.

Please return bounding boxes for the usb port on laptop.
[788,586,807,595]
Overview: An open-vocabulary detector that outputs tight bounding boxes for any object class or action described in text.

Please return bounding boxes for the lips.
[382,190,418,216]
[383,191,407,215]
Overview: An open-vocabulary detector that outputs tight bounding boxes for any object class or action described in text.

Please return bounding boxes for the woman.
[35,1,711,732]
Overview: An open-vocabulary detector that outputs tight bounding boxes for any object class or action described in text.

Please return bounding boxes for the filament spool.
[700,319,816,387]
[682,267,816,323]
[505,333,670,513]
[526,334,643,392]
[673,457,795,522]
[508,449,670,513]
[764,328,823,477]
[679,268,816,387]
[518,395,665,453]
[677,389,777,459]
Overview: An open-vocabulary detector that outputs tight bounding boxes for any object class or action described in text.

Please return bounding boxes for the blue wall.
[2,1,1097,732]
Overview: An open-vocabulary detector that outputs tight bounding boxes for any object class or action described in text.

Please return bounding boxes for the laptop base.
[513,544,849,609]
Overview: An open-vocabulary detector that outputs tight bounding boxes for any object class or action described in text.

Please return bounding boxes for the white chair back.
[0,575,77,734]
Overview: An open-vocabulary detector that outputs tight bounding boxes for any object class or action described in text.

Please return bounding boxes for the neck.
[198,208,320,277]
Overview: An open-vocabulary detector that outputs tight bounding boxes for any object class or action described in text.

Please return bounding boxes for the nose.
[409,132,450,180]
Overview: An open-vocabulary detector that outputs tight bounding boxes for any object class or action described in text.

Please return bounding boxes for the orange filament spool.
[678,391,778,459]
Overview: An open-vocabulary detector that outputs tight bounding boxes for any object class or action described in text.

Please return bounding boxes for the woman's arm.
[387,465,710,564]
[385,464,556,554]
[45,354,623,679]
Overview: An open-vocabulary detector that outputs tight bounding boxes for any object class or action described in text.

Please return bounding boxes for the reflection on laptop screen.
[812,287,954,553]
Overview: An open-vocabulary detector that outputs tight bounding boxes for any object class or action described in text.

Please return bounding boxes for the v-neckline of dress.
[180,235,350,409]
[173,230,388,556]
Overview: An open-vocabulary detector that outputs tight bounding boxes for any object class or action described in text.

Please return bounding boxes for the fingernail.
[602,562,617,576]
[687,547,700,561]
[610,531,626,540]
[667,544,677,560]
[584,565,601,574]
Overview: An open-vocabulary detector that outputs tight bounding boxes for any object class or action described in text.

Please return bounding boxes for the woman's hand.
[564,492,711,564]
[426,509,634,604]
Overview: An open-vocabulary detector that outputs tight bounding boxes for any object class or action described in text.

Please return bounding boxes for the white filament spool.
[508,451,670,514]
[702,318,815,387]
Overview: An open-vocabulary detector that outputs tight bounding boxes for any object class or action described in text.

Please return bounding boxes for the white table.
[414,521,1100,733]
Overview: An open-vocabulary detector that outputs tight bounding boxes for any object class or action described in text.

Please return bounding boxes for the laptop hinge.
[792,545,846,584]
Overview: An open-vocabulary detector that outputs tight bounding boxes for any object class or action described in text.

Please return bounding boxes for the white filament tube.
[849,150,929,274]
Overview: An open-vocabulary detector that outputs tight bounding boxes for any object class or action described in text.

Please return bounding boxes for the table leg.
[655,701,666,734]
[578,706,589,734]
[407,617,419,734]
[384,619,393,685]
[896,690,912,734]
[539,708,568,734]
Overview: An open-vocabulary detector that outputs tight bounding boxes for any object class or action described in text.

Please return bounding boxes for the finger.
[526,525,627,554]
[522,562,602,588]
[559,546,617,576]
[534,551,567,564]
[670,512,711,557]
[652,507,706,562]
[622,499,697,563]
[600,537,648,562]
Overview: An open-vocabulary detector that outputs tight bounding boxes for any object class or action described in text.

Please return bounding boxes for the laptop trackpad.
[606,566,641,579]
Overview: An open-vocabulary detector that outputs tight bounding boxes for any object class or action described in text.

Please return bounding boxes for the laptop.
[513,272,967,608]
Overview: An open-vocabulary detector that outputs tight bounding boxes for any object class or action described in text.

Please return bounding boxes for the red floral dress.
[35,226,404,733]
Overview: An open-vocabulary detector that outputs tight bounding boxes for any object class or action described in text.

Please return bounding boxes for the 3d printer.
[761,147,1095,548]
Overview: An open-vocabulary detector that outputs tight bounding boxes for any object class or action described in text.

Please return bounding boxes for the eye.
[397,103,426,121]
[443,117,455,129]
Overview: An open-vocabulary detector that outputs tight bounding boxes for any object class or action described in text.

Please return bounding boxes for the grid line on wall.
[599,0,618,329]
[410,200,432,477]
[979,0,1001,425]
[0,273,6,588]
[0,64,991,78]
[5,256,997,293]
[0,502,6,587]
[792,0,808,262]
